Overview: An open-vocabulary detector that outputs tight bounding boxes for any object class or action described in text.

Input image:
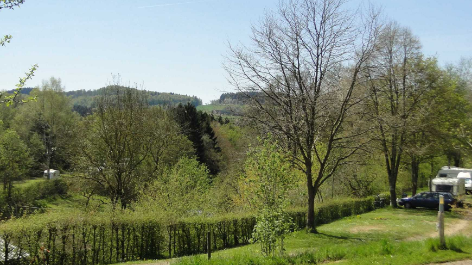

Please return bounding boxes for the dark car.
[397,192,455,210]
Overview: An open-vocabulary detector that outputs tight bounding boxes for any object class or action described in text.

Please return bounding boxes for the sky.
[1,0,471,104]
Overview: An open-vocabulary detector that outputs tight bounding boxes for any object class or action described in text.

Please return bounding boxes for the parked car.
[397,192,455,210]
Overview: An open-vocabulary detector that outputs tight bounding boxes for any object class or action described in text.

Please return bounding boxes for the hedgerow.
[0,196,381,264]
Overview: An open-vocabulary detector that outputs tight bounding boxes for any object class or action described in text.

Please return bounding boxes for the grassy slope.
[197,104,244,113]
[1,178,47,190]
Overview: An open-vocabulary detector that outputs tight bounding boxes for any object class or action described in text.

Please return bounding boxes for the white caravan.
[43,169,60,179]
[431,166,470,196]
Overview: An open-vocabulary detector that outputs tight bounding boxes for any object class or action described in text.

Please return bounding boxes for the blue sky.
[1,0,471,104]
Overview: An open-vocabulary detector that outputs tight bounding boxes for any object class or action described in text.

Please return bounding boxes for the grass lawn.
[165,206,472,265]
[4,178,47,190]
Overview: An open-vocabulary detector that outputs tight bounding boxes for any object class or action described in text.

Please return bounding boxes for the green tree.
[12,78,80,174]
[0,129,31,215]
[403,60,470,195]
[140,157,211,218]
[364,22,426,206]
[79,86,152,209]
[244,137,293,256]
[142,106,195,176]
[172,103,221,175]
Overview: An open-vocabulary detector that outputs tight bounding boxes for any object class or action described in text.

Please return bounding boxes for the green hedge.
[0,196,382,265]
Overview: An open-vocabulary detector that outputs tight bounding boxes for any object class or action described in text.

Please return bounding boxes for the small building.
[43,169,60,180]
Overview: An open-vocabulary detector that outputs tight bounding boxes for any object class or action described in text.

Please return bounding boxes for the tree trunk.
[388,171,397,207]
[307,186,316,233]
[306,166,317,233]
[411,157,420,196]
[453,154,461,167]
[46,153,51,180]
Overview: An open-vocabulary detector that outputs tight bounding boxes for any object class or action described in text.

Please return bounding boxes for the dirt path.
[407,205,472,241]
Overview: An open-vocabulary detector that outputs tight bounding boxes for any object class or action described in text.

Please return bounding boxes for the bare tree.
[225,0,381,232]
[363,22,424,206]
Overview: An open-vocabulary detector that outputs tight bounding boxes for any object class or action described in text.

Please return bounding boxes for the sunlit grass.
[169,207,472,265]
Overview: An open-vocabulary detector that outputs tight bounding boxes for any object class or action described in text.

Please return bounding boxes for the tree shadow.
[316,232,365,242]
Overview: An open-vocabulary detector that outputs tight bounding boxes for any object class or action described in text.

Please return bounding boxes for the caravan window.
[439,174,448,178]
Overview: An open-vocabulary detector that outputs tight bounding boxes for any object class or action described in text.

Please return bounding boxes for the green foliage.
[11,78,80,173]
[0,129,31,181]
[172,103,222,175]
[244,137,293,256]
[140,157,211,218]
[78,86,153,208]
[0,178,68,218]
[0,129,32,216]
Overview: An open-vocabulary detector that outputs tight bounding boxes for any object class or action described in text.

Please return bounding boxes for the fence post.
[438,195,445,248]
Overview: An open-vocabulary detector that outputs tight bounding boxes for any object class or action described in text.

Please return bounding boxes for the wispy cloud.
[138,0,212,9]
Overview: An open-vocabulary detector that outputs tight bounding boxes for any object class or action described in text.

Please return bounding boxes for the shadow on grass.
[316,232,365,242]
[388,207,462,219]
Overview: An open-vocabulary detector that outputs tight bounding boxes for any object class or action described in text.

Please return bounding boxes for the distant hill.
[6,87,202,108]
[198,92,262,117]
[212,91,264,105]
[6,87,35,95]
[65,87,202,108]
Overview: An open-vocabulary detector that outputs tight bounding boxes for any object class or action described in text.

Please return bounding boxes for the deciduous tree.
[225,0,381,231]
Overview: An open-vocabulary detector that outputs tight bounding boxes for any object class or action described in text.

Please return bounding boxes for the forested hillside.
[7,86,202,112]
[65,88,202,108]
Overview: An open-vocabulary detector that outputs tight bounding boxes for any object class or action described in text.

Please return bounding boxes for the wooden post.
[438,195,445,248]
[207,231,211,260]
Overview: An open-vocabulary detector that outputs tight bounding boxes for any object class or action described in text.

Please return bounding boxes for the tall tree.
[12,78,79,174]
[225,0,381,231]
[172,103,221,175]
[364,22,427,206]
[79,86,151,209]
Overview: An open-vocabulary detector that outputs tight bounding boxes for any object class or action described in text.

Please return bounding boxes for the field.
[113,199,472,265]
[196,104,244,116]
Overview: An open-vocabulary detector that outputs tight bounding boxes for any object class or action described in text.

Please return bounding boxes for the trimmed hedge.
[0,196,382,264]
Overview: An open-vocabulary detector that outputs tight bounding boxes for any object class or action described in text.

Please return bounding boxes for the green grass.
[197,104,244,115]
[4,178,47,190]
[170,207,472,265]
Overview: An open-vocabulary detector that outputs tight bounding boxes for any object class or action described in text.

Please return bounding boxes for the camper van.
[43,169,60,180]
[455,172,472,194]
[431,166,470,196]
